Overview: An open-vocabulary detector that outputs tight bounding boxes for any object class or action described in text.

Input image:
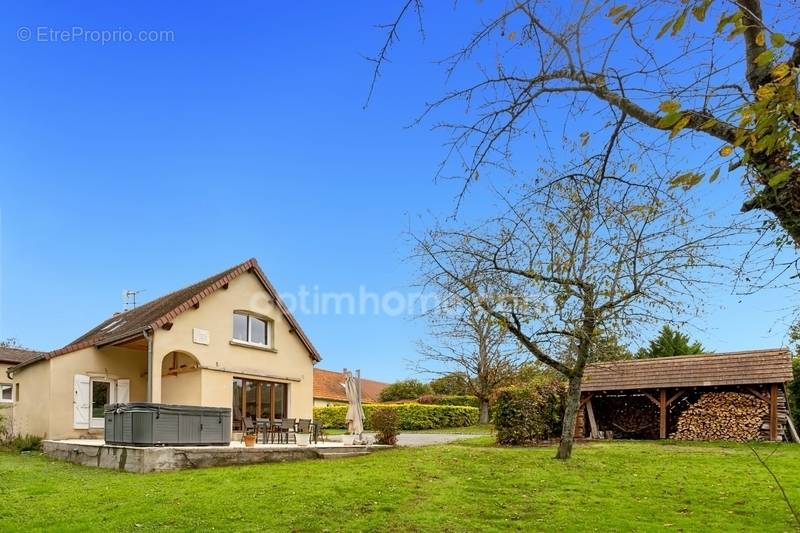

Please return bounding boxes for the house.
[6,258,321,440]
[0,346,41,430]
[313,368,388,407]
[577,348,794,441]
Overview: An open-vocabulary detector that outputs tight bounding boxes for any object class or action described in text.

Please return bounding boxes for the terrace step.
[316,449,372,460]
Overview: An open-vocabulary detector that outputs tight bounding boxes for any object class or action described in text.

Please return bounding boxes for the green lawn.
[1,439,799,531]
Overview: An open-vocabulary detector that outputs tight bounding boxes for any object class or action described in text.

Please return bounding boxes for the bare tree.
[416,164,736,459]
[370,0,800,248]
[417,303,524,423]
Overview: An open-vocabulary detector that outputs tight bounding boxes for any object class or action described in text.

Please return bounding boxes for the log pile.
[671,392,767,442]
[594,396,658,439]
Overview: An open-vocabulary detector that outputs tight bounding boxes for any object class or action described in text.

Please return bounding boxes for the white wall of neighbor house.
[313,398,348,408]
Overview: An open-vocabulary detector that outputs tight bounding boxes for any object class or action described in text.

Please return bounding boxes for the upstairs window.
[233,312,272,347]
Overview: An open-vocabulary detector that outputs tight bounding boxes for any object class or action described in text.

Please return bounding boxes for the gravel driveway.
[353,432,487,447]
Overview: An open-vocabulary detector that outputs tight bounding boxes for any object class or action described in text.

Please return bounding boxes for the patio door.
[232,378,288,431]
[90,379,115,428]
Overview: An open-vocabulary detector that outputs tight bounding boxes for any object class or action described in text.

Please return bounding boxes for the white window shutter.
[73,374,90,429]
[117,379,130,404]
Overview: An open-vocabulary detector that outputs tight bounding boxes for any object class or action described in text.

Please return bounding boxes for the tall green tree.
[429,372,470,396]
[636,325,706,358]
[785,322,800,428]
[378,379,431,402]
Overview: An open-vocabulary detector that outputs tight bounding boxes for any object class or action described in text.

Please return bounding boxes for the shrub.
[371,407,400,445]
[7,434,43,453]
[418,394,480,408]
[378,379,432,402]
[493,378,566,446]
[313,404,479,430]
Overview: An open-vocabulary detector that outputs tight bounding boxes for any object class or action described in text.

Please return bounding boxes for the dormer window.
[233,312,273,348]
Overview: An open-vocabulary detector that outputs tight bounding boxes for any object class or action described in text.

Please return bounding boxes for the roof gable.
[14,258,320,371]
[582,348,793,392]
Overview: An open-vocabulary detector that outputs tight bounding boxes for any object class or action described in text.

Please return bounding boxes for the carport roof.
[581,348,793,392]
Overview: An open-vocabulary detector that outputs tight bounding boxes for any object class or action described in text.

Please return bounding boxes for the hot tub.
[104,403,231,447]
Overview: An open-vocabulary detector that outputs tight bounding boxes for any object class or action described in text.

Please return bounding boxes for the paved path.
[356,432,488,447]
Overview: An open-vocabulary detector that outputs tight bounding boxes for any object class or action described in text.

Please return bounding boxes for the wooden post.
[659,389,667,439]
[769,383,779,441]
[586,398,599,439]
[574,394,585,438]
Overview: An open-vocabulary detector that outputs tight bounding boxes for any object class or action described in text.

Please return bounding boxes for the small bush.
[7,434,43,453]
[493,379,566,446]
[379,379,433,402]
[417,394,480,408]
[314,404,479,430]
[371,407,400,445]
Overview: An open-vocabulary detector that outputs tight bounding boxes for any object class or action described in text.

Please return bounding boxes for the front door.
[90,379,114,428]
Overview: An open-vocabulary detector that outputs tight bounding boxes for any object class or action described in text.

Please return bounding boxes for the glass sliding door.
[259,382,272,419]
[232,378,244,431]
[232,378,289,430]
[273,383,286,420]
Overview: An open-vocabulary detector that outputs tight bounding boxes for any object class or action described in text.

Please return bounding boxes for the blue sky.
[0,2,795,382]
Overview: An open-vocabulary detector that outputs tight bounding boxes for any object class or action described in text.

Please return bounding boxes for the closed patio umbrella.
[342,370,364,440]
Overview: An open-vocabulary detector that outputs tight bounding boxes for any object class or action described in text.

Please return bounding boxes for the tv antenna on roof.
[122,289,145,311]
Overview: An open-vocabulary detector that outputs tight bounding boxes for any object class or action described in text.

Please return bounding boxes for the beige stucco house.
[0,346,41,434]
[6,258,321,440]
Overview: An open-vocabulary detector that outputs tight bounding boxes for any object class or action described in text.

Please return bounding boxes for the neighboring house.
[7,258,321,440]
[0,346,41,433]
[313,368,387,407]
[1,346,41,404]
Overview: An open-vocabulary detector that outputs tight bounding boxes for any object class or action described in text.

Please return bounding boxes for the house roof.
[10,258,321,374]
[313,368,388,403]
[581,348,793,392]
[0,346,41,365]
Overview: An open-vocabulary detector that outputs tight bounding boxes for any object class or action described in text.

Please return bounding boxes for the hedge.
[417,395,480,408]
[313,403,479,430]
[493,379,566,445]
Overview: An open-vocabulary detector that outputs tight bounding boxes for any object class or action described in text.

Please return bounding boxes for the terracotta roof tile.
[0,346,41,365]
[313,368,388,403]
[582,348,793,392]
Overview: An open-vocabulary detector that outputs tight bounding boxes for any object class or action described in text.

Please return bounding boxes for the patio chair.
[312,420,326,444]
[297,419,312,434]
[279,418,296,444]
[240,417,255,443]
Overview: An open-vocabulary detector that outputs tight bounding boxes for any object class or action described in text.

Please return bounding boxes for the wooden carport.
[577,348,795,441]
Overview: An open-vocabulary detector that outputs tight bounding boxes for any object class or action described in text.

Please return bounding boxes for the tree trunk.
[479,398,490,424]
[556,374,583,460]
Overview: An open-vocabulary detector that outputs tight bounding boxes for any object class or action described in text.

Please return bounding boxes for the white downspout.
[143,328,154,403]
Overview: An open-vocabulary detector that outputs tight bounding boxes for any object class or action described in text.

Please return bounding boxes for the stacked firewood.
[671,392,768,442]
[607,402,658,439]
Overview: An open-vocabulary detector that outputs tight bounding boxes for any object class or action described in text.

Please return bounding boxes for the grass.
[1,439,799,531]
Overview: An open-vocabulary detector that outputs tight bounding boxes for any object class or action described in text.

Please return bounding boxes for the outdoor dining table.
[255,418,282,444]
[254,419,320,444]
